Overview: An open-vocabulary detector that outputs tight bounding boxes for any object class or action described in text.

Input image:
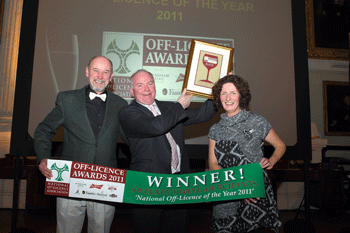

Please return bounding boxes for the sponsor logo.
[85,191,96,195]
[108,186,117,191]
[97,193,108,197]
[75,182,86,188]
[90,184,103,189]
[176,74,184,82]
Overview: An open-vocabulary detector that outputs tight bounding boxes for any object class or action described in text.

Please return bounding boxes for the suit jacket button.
[95,143,98,147]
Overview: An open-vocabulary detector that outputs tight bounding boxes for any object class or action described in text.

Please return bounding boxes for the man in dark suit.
[34,55,127,233]
[118,69,217,233]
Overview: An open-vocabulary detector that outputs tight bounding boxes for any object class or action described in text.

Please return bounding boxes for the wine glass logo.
[201,54,218,84]
[46,29,79,94]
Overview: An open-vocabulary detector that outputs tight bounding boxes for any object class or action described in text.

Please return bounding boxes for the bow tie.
[89,92,107,101]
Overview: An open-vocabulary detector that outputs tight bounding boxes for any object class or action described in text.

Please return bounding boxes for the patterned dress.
[208,109,281,233]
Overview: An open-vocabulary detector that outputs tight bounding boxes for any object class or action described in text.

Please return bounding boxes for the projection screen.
[28,0,299,147]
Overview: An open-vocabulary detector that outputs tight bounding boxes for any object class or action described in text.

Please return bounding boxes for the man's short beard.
[92,83,107,93]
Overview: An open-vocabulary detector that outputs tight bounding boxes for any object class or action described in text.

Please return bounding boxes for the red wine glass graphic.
[201,54,218,84]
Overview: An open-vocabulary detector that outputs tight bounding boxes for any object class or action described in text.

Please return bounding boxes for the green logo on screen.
[106,40,140,74]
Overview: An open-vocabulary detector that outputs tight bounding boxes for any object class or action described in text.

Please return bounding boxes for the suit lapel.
[98,90,117,138]
[155,100,180,144]
[155,100,168,115]
[155,100,181,162]
[132,100,154,117]
[75,85,96,140]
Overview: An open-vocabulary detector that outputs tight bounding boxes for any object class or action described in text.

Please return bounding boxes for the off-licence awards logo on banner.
[102,32,234,102]
[45,159,265,205]
[45,160,126,203]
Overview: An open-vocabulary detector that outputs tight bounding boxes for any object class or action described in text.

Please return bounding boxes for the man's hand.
[38,158,53,180]
[177,88,193,109]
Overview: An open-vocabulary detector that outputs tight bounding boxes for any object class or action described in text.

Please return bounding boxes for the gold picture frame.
[305,0,349,61]
[0,0,5,43]
[182,39,234,99]
[323,81,350,136]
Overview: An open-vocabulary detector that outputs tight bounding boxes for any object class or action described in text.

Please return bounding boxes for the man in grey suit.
[118,69,217,233]
[35,55,127,233]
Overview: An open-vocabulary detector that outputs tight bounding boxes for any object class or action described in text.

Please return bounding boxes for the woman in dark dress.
[208,75,286,233]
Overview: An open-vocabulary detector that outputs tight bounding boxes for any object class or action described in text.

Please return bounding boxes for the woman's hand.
[245,197,260,205]
[260,157,273,170]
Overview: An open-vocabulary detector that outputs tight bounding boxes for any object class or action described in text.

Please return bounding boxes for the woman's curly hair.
[212,75,251,110]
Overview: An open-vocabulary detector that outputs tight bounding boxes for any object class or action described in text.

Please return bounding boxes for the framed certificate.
[182,39,234,99]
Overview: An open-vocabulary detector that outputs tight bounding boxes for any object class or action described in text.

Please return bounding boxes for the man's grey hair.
[130,69,154,89]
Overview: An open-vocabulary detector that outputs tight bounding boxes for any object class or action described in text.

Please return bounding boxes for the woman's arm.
[261,128,286,169]
[208,138,222,171]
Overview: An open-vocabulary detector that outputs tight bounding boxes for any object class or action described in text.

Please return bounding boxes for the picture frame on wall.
[0,0,5,43]
[182,39,234,99]
[305,0,349,61]
[323,81,350,136]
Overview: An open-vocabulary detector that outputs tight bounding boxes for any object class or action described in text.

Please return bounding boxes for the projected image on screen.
[29,1,297,146]
[46,31,79,94]
[102,32,233,102]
